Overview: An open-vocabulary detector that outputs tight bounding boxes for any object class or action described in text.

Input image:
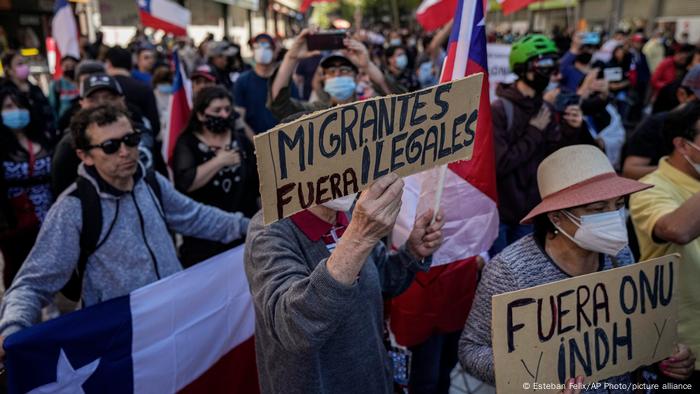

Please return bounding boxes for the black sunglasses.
[86,132,141,154]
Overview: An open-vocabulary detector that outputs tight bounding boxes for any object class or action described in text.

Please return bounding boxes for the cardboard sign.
[492,254,680,393]
[254,74,483,224]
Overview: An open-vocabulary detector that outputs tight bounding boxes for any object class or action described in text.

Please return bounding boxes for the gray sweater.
[459,234,635,393]
[244,211,431,394]
[0,164,248,337]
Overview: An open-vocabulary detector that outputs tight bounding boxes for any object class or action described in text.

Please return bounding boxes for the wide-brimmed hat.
[521,145,652,224]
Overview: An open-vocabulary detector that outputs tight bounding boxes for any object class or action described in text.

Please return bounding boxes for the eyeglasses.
[86,132,141,154]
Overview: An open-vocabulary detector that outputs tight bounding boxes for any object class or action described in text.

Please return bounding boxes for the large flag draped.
[4,246,259,394]
[137,0,191,37]
[162,51,191,166]
[389,0,498,346]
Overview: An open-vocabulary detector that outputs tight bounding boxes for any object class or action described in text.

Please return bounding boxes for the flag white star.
[28,349,100,394]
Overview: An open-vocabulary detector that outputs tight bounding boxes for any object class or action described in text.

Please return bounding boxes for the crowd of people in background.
[0,19,699,394]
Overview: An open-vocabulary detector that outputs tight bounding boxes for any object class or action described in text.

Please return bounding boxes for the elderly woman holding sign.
[244,173,445,394]
[459,145,696,393]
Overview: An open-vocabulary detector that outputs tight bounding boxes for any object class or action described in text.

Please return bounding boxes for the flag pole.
[432,165,447,223]
[430,18,456,224]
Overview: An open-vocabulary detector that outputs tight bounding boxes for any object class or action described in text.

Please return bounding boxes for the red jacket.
[651,57,678,95]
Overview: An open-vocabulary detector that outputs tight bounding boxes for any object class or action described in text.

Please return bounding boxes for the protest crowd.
[0,0,699,393]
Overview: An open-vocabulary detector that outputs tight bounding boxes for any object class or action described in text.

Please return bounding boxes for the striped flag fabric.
[416,0,457,32]
[51,0,80,78]
[162,51,191,166]
[137,0,191,37]
[498,0,540,15]
[389,0,498,346]
[4,246,259,394]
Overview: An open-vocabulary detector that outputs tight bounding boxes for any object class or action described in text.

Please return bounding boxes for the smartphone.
[603,67,623,82]
[306,30,347,51]
[554,91,581,112]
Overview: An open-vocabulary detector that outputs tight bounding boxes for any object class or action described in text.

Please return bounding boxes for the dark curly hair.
[70,104,133,150]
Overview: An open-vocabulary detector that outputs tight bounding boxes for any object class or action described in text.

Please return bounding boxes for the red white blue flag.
[416,0,457,32]
[389,0,498,346]
[137,0,191,37]
[4,246,259,394]
[162,51,191,166]
[50,0,80,78]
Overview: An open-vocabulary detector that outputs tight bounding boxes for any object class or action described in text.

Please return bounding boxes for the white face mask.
[552,208,629,256]
[322,193,357,212]
[683,141,700,175]
[254,47,274,65]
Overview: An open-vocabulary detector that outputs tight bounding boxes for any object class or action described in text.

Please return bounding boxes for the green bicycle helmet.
[509,34,559,70]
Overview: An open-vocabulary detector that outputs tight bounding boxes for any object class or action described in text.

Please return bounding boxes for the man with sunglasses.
[51,74,165,196]
[0,104,249,353]
[490,34,592,256]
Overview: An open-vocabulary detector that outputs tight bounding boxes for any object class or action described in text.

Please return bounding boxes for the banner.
[254,74,483,224]
[486,44,514,101]
[492,254,680,393]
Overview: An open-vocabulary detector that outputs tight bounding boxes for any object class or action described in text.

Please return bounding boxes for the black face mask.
[525,72,552,94]
[204,114,231,134]
[576,52,593,65]
[63,69,75,80]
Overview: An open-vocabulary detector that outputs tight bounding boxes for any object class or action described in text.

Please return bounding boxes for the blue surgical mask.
[390,38,402,46]
[2,109,30,129]
[395,54,408,70]
[157,84,173,94]
[324,76,356,101]
[418,62,437,87]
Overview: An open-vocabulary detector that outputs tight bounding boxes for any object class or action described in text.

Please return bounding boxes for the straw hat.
[521,145,652,224]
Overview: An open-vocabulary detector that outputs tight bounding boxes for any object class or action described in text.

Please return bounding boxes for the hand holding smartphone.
[306,30,348,51]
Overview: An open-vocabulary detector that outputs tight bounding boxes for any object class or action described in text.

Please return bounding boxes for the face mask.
[254,47,274,65]
[322,193,357,211]
[324,76,357,101]
[525,71,552,94]
[157,84,173,94]
[203,114,231,134]
[14,64,30,80]
[553,209,629,256]
[683,141,700,175]
[418,62,437,87]
[390,38,402,46]
[63,69,75,80]
[2,109,30,129]
[395,54,408,70]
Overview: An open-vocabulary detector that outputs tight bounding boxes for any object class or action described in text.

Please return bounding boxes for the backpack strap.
[62,177,102,301]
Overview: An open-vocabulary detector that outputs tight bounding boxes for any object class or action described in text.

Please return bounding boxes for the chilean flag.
[498,0,540,15]
[416,0,457,32]
[4,246,259,394]
[162,51,191,165]
[50,0,80,79]
[389,0,498,346]
[137,0,190,37]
